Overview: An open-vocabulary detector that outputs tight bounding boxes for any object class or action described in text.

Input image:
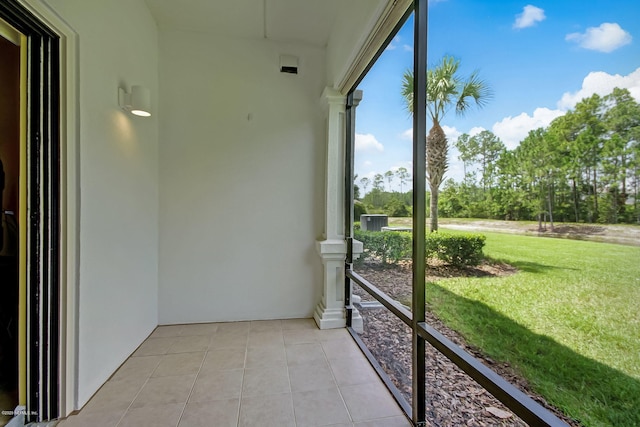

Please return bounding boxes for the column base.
[313,301,346,329]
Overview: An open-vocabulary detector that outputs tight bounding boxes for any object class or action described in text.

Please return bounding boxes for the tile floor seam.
[285,355,296,426]
[174,348,207,427]
[98,355,162,426]
[236,344,249,427]
[321,334,355,425]
[113,375,152,427]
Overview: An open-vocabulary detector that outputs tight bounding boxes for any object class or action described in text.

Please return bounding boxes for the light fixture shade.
[119,85,151,117]
[130,85,151,117]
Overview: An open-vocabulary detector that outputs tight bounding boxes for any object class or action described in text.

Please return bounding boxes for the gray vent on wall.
[280,54,298,74]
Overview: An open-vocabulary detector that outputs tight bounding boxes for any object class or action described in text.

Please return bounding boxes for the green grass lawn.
[428,229,640,426]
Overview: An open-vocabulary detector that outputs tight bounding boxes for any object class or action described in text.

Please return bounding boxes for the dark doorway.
[0,1,61,423]
[0,30,21,427]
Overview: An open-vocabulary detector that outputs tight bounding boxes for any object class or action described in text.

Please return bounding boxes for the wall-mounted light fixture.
[118,85,151,117]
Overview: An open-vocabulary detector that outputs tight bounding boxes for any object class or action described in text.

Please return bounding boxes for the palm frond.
[400,56,492,122]
[455,70,493,116]
[401,69,415,114]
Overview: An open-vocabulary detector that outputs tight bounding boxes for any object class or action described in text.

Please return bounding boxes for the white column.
[314,88,347,329]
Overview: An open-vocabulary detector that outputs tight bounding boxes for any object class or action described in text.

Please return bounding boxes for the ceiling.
[144,0,343,47]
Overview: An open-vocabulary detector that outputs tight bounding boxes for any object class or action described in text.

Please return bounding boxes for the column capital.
[316,239,347,260]
[350,89,363,108]
[321,87,347,107]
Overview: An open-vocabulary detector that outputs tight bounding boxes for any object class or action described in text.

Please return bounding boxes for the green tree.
[353,174,361,200]
[494,150,532,220]
[373,174,384,191]
[573,94,606,222]
[402,55,491,231]
[469,130,505,193]
[384,170,395,191]
[602,88,640,222]
[455,133,475,178]
[384,198,410,217]
[372,174,385,207]
[395,167,410,194]
[359,177,370,195]
[548,112,584,222]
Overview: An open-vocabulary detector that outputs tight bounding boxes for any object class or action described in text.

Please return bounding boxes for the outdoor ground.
[354,260,579,427]
[352,218,640,426]
[388,217,640,247]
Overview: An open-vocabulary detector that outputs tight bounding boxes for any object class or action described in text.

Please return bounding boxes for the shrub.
[426,232,486,266]
[354,229,411,264]
[354,228,486,267]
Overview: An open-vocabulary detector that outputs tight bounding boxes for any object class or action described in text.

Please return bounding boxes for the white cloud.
[363,160,373,167]
[492,108,565,149]
[487,67,640,150]
[389,162,413,175]
[447,145,466,182]
[513,5,546,29]
[403,44,413,52]
[385,35,401,51]
[566,23,632,53]
[442,125,462,142]
[355,133,384,152]
[558,67,640,109]
[468,126,485,137]
[400,128,413,140]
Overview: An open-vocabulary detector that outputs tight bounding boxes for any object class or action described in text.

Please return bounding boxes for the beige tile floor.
[57,319,411,427]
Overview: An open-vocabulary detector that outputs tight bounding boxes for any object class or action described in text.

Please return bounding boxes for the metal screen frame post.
[412,0,428,424]
[344,90,363,327]
[344,91,356,326]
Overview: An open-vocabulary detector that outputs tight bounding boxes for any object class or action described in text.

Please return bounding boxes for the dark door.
[0,27,21,427]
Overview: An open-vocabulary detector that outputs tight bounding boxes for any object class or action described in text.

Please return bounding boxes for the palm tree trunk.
[430,183,439,232]
[426,121,448,232]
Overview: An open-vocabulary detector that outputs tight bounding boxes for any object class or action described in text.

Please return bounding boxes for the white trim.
[18,0,80,417]
[336,0,412,94]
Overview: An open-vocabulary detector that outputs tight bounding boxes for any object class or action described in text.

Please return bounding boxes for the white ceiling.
[144,0,343,47]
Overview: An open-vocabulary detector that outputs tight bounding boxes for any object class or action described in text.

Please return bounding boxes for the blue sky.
[355,0,640,191]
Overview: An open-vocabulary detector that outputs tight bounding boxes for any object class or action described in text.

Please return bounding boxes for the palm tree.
[402,55,491,231]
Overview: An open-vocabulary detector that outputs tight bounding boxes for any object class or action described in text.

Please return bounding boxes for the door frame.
[0,0,79,421]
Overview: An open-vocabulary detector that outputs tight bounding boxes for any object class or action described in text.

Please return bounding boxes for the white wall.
[158,30,325,324]
[44,0,159,408]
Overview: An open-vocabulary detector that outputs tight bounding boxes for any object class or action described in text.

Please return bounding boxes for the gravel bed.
[352,260,581,427]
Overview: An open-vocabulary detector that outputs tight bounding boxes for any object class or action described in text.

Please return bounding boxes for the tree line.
[357,87,640,226]
[357,168,413,218]
[441,87,640,226]
[357,53,638,228]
